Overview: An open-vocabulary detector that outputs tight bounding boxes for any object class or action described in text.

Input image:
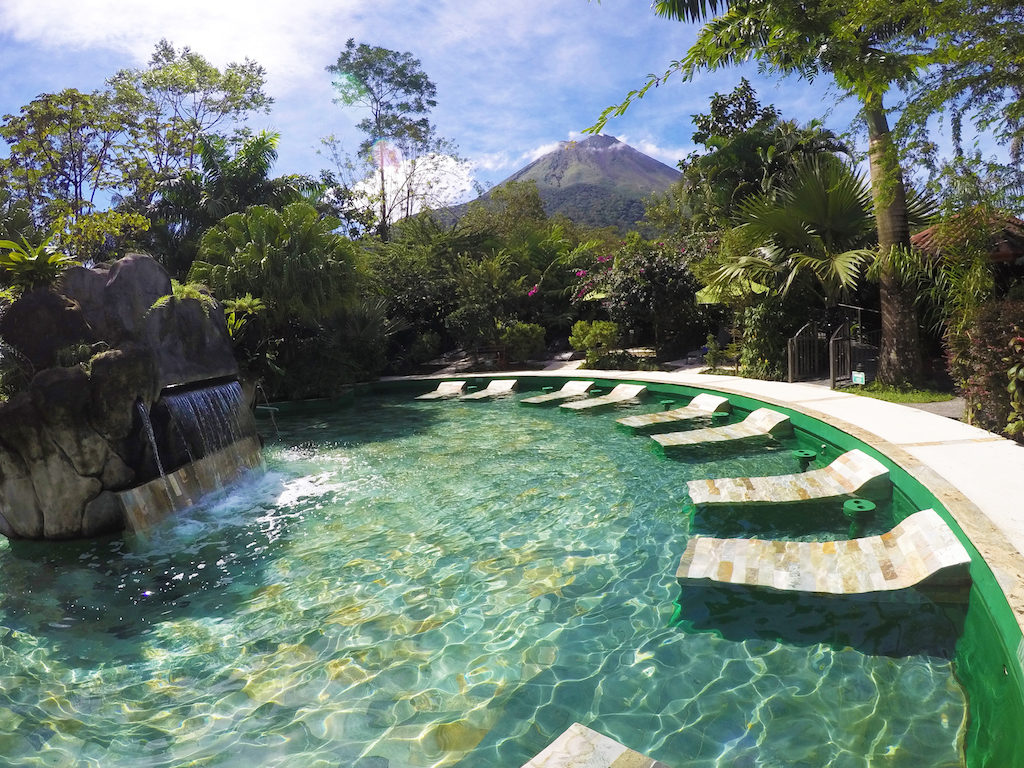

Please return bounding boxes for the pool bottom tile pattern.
[677,508,972,597]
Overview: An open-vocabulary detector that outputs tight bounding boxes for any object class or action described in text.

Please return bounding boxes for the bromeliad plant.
[0,235,79,292]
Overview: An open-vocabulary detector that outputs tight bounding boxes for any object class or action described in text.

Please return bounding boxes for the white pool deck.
[394,367,1024,632]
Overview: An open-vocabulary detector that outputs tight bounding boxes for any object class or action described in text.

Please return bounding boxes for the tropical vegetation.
[0,20,1021,439]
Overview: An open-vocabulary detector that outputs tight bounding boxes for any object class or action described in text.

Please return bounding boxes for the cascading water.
[118,381,262,532]
[135,399,166,478]
[161,380,250,460]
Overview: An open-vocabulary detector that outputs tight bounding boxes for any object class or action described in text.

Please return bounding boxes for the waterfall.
[136,400,166,478]
[160,380,253,461]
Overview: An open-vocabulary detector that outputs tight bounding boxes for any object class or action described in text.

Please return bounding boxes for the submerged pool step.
[676,509,972,599]
[560,383,647,411]
[461,379,518,400]
[616,393,731,433]
[415,380,467,399]
[687,448,891,506]
[653,407,791,451]
[522,722,668,768]
[520,380,594,405]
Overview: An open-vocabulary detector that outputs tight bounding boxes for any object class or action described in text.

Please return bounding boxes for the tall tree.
[108,39,272,207]
[672,79,852,229]
[592,0,930,383]
[326,39,441,240]
[0,89,125,225]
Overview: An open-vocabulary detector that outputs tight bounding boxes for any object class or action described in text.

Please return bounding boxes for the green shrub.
[499,321,545,363]
[570,320,619,354]
[738,298,805,380]
[950,299,1024,438]
[703,333,726,369]
[408,331,441,365]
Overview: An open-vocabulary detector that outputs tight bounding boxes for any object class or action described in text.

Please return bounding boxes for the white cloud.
[351,151,476,222]
[617,135,693,167]
[0,0,372,92]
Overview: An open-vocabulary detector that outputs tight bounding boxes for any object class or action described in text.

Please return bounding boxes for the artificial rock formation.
[0,254,240,539]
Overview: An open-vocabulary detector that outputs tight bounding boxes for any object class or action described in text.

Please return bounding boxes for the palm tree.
[710,158,876,303]
[595,0,930,383]
[149,130,315,277]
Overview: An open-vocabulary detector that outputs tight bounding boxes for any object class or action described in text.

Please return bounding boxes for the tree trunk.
[376,161,390,241]
[864,95,923,385]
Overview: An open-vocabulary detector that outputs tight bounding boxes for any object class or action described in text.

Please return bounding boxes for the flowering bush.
[569,233,715,355]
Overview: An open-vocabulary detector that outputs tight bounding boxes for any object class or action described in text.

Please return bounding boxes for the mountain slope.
[473,135,681,232]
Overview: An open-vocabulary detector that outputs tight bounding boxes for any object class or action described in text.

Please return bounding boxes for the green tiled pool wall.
[363,374,1024,767]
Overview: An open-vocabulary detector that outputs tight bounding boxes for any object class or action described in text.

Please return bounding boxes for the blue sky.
[0,0,944,197]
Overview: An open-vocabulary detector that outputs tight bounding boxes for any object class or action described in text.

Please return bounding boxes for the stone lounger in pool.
[676,508,972,599]
[520,380,594,405]
[560,383,647,411]
[616,392,731,433]
[653,407,792,451]
[461,379,518,400]
[415,380,467,399]
[687,448,891,506]
[521,722,669,768]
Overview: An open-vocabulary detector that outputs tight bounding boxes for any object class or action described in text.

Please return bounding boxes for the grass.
[846,381,955,403]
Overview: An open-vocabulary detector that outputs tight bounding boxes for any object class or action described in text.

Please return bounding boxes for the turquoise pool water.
[0,395,967,766]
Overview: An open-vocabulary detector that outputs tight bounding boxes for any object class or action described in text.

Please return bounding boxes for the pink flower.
[575,269,588,277]
[527,285,538,297]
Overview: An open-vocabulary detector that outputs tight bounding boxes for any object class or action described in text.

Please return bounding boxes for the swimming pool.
[0,384,984,767]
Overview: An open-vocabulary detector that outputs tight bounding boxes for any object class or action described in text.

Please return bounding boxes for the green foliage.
[149,279,218,317]
[579,235,712,355]
[570,320,620,366]
[54,341,109,370]
[408,331,442,366]
[711,158,876,304]
[55,209,150,262]
[703,333,727,369]
[852,381,954,404]
[498,321,546,363]
[444,251,525,351]
[593,0,936,383]
[1007,335,1024,438]
[949,299,1024,435]
[0,341,32,401]
[191,201,358,326]
[0,88,125,223]
[108,38,272,205]
[222,293,265,340]
[738,298,798,380]
[0,234,79,290]
[152,130,313,277]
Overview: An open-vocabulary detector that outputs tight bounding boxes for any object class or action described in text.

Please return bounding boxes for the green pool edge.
[273,374,1024,768]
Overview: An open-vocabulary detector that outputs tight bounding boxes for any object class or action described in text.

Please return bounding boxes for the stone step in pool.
[676,508,972,600]
[560,383,647,411]
[522,722,669,768]
[687,448,891,506]
[461,379,518,400]
[616,393,731,433]
[520,380,594,405]
[415,380,467,399]
[653,407,792,452]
